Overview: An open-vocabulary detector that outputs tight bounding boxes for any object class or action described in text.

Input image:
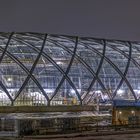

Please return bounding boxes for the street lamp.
[131,110,135,116]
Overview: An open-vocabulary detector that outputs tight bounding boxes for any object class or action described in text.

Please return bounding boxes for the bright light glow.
[56,61,63,65]
[117,89,124,96]
[119,111,122,115]
[71,89,75,94]
[7,77,12,82]
[134,90,140,94]
[70,89,81,94]
[131,110,135,114]
[44,89,54,93]
[103,95,108,100]
[95,90,103,99]
[7,88,18,93]
[0,90,9,100]
[95,90,101,94]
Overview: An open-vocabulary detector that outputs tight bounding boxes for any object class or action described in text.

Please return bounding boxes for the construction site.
[0,33,140,138]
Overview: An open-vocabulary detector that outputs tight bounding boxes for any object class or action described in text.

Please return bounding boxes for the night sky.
[0,0,140,41]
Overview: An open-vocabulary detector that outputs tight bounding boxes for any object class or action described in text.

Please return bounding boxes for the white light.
[7,77,12,82]
[56,61,63,65]
[71,89,75,94]
[44,89,54,93]
[95,90,101,94]
[131,110,135,114]
[119,111,122,115]
[117,89,124,96]
[0,90,9,100]
[7,88,18,92]
[70,89,81,95]
[134,90,140,95]
[103,95,108,100]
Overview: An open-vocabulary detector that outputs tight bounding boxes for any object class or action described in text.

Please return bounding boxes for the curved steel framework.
[0,32,140,106]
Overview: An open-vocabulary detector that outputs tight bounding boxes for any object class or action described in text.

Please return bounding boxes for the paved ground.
[1,129,140,140]
[50,134,140,140]
[23,133,140,140]
[1,133,140,140]
[22,129,140,140]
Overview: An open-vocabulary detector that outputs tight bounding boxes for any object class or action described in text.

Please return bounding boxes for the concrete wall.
[0,105,95,113]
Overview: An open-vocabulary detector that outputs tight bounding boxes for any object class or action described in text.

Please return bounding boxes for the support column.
[14,119,19,136]
[1,118,5,131]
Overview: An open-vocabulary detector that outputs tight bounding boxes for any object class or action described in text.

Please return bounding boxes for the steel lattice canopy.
[0,32,140,106]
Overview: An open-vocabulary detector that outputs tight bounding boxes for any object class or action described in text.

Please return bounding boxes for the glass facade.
[0,32,140,106]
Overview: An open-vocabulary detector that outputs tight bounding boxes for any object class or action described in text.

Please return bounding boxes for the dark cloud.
[0,0,140,41]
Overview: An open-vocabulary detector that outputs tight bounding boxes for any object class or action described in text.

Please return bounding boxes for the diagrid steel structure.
[0,32,140,106]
